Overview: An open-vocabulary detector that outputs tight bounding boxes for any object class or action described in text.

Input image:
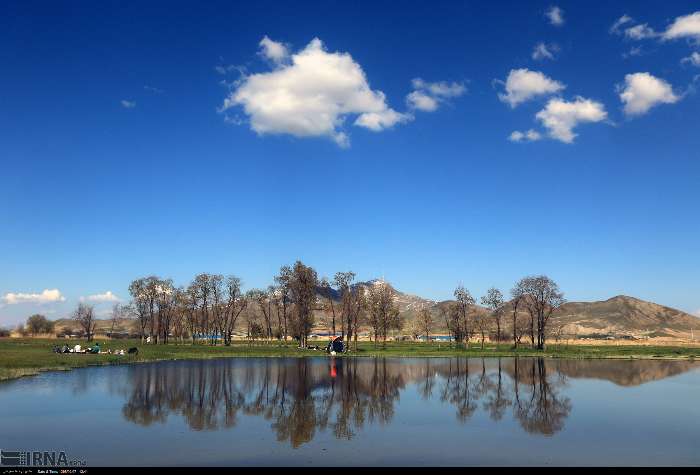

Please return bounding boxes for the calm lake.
[0,357,698,466]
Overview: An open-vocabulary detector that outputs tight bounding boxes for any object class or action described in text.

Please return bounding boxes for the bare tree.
[367,281,399,347]
[516,275,566,350]
[510,282,526,349]
[155,279,176,344]
[319,277,338,337]
[473,311,492,349]
[222,276,247,346]
[480,287,505,344]
[109,303,122,338]
[287,261,318,347]
[454,285,475,347]
[208,274,225,345]
[274,265,293,341]
[333,271,356,341]
[129,276,160,342]
[269,284,283,340]
[192,273,214,345]
[549,321,567,349]
[249,288,275,343]
[242,300,260,342]
[443,303,464,344]
[184,284,200,344]
[407,319,421,340]
[73,302,96,342]
[172,288,188,343]
[417,307,434,341]
[348,284,366,351]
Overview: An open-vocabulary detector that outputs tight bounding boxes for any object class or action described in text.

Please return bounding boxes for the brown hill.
[552,295,700,339]
[381,287,698,340]
[52,317,138,336]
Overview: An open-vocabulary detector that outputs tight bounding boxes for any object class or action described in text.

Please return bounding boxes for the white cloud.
[406,90,438,112]
[682,51,700,66]
[508,129,542,142]
[614,11,700,43]
[497,68,565,108]
[258,36,289,64]
[662,11,700,41]
[610,15,634,35]
[532,42,559,61]
[411,78,466,98]
[354,109,409,132]
[625,23,658,40]
[406,78,466,112]
[2,289,66,305]
[221,37,409,147]
[618,72,679,117]
[120,100,136,109]
[535,96,608,143]
[546,6,564,26]
[80,291,120,303]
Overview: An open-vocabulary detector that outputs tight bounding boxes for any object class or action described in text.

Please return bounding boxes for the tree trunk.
[328,298,336,337]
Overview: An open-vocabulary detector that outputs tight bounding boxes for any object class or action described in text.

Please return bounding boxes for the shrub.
[26,314,55,336]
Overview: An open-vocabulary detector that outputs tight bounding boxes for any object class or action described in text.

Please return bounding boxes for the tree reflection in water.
[115,356,695,446]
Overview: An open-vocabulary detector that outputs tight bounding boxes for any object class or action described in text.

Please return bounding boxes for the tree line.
[118,261,405,349]
[33,259,564,350]
[431,275,565,350]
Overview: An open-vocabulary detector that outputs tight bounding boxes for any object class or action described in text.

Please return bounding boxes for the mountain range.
[339,280,699,340]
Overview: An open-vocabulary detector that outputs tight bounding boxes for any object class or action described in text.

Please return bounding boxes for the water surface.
[0,357,698,466]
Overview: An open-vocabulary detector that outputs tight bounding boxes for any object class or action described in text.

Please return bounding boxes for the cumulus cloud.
[120,100,136,109]
[80,291,120,303]
[618,72,679,117]
[662,11,700,41]
[508,129,542,142]
[2,289,66,305]
[258,36,289,64]
[546,6,564,26]
[614,11,700,43]
[535,96,608,143]
[610,15,634,35]
[406,90,438,112]
[532,42,559,61]
[682,52,700,66]
[354,109,408,132]
[406,78,466,112]
[221,37,409,147]
[497,69,565,108]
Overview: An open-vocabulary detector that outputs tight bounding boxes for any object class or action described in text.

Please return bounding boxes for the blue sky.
[1,0,699,325]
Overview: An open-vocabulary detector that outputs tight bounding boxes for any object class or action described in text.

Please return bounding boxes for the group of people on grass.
[52,342,132,355]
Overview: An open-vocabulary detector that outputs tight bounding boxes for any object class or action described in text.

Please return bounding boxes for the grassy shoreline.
[0,338,697,382]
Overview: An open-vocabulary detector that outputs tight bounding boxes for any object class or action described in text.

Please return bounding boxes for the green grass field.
[0,337,697,381]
